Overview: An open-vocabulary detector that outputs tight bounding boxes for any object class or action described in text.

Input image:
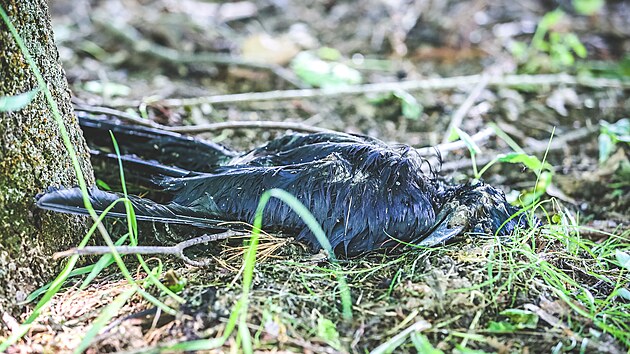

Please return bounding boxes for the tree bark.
[0,1,94,321]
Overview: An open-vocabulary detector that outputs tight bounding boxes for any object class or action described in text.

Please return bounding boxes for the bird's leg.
[53,230,248,267]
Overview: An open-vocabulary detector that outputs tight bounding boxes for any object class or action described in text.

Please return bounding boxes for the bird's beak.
[414,207,464,247]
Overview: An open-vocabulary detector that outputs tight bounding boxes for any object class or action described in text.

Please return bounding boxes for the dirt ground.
[2,0,629,353]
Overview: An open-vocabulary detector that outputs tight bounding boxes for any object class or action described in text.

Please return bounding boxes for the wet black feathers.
[78,114,237,172]
[37,115,528,256]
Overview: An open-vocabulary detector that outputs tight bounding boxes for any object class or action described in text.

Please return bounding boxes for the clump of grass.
[218,227,292,271]
[451,124,555,207]
[155,188,353,354]
[481,199,630,349]
[372,127,628,351]
[509,8,589,73]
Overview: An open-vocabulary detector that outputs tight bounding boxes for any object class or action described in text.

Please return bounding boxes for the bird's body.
[37,115,528,256]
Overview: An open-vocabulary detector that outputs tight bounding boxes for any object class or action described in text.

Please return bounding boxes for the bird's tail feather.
[36,186,228,229]
[89,149,193,189]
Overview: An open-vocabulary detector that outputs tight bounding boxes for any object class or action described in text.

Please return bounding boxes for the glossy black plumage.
[36,115,528,256]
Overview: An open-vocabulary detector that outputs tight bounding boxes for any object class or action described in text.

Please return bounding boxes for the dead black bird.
[37,114,529,257]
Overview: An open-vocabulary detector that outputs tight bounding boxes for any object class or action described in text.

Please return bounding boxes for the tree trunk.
[0,1,94,321]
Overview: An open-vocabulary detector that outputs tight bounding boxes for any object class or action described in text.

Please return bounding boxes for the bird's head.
[415,180,531,247]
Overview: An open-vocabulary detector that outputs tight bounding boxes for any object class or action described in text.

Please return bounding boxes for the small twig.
[442,73,490,144]
[168,120,335,134]
[370,319,432,354]
[109,73,630,108]
[54,230,247,267]
[440,72,491,161]
[92,16,306,89]
[416,126,495,156]
[440,125,599,172]
[73,103,163,129]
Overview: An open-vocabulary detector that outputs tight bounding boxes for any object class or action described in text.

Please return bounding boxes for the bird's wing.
[160,149,439,255]
[78,113,237,172]
[230,132,387,166]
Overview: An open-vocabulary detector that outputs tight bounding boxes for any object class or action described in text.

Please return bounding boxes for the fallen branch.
[73,104,333,134]
[169,120,335,134]
[109,73,630,108]
[74,103,496,154]
[54,230,247,267]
